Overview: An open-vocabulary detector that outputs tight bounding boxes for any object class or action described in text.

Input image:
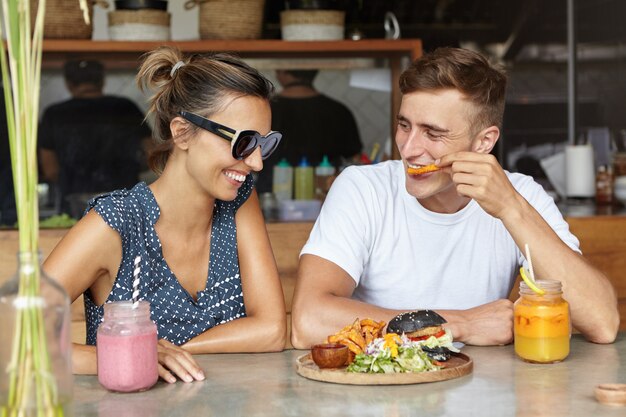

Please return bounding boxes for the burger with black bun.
[387,310,457,362]
[387,310,447,341]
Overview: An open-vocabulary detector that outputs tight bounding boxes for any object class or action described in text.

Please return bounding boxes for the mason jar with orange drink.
[514,279,571,364]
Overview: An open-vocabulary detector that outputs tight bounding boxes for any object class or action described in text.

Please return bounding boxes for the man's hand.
[439,152,520,220]
[442,299,514,346]
[157,339,205,384]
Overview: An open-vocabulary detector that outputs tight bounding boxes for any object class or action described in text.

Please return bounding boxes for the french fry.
[348,329,366,351]
[339,338,363,355]
[339,323,353,333]
[351,318,362,332]
[324,318,388,363]
[360,318,383,328]
[407,164,439,175]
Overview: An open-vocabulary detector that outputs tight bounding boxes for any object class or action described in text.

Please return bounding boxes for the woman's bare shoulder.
[44,209,123,300]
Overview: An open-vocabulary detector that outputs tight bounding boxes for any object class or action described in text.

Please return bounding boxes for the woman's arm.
[183,191,287,353]
[43,211,122,374]
[45,211,206,382]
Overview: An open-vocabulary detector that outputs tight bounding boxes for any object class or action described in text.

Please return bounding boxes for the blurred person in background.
[0,87,16,226]
[256,69,362,192]
[38,59,152,216]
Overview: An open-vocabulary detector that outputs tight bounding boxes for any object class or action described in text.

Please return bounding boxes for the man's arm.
[501,195,618,343]
[440,151,619,344]
[292,255,392,349]
[291,254,515,349]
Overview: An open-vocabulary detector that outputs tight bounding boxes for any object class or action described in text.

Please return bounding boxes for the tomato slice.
[408,329,446,341]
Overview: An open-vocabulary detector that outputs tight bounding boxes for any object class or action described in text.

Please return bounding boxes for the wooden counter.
[1,216,625,343]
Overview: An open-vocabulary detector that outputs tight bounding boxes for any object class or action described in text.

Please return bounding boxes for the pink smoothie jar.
[97,300,158,392]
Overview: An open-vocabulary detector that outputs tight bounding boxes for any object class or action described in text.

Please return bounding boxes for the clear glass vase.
[0,251,73,417]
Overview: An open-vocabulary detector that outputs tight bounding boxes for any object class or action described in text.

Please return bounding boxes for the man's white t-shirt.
[301,160,580,310]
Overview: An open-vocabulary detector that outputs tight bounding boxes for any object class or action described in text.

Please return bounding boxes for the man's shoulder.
[316,94,354,113]
[100,95,138,104]
[42,98,76,114]
[341,160,402,180]
[506,171,543,191]
[336,161,403,196]
[97,96,143,111]
[505,171,554,204]
[44,96,139,114]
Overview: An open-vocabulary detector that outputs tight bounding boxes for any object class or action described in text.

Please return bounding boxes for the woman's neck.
[149,159,215,235]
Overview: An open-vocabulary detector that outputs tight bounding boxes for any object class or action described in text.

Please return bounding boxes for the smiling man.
[291,47,618,348]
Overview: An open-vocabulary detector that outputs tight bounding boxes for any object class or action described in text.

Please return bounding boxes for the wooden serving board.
[296,352,473,385]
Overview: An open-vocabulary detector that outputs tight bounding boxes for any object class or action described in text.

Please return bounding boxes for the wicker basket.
[108,9,171,41]
[280,10,345,41]
[30,0,103,39]
[186,0,265,40]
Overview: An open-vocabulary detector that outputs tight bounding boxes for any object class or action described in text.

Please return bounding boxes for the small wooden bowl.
[595,384,626,406]
[311,343,349,369]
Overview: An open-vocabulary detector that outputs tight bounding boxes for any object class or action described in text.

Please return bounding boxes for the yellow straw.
[524,243,536,282]
[521,243,545,295]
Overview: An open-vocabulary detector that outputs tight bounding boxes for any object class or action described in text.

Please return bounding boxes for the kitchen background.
[32,0,626,179]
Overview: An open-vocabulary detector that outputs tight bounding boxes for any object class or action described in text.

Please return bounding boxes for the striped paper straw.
[132,256,141,309]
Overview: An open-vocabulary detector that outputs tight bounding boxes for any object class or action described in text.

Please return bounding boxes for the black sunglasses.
[179,111,282,160]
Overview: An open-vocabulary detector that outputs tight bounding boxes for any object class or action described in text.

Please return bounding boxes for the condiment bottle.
[260,192,278,221]
[272,158,293,201]
[314,155,336,202]
[595,165,614,205]
[294,156,314,200]
[613,152,626,177]
[514,279,570,364]
[97,300,158,392]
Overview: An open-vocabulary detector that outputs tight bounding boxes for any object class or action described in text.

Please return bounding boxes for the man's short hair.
[399,47,507,132]
[63,60,104,87]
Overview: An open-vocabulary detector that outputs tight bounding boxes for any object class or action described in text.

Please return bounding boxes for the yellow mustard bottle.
[514,279,570,363]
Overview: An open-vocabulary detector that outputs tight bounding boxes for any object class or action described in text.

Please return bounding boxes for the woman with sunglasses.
[43,46,287,383]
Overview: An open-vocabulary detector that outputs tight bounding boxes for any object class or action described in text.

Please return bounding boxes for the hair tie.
[170,61,186,78]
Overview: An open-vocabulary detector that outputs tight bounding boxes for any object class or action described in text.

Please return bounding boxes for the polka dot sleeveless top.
[83,177,254,346]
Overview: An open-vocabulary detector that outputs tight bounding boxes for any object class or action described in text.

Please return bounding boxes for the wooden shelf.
[42,39,422,69]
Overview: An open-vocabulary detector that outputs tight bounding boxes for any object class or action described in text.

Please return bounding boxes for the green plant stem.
[0,0,67,416]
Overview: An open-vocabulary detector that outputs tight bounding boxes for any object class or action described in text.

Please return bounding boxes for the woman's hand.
[157,339,205,383]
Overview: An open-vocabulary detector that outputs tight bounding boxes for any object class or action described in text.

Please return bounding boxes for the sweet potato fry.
[351,318,362,332]
[361,325,374,333]
[407,164,439,175]
[339,338,363,355]
[348,329,366,351]
[324,318,387,362]
[328,333,348,344]
[360,318,383,328]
